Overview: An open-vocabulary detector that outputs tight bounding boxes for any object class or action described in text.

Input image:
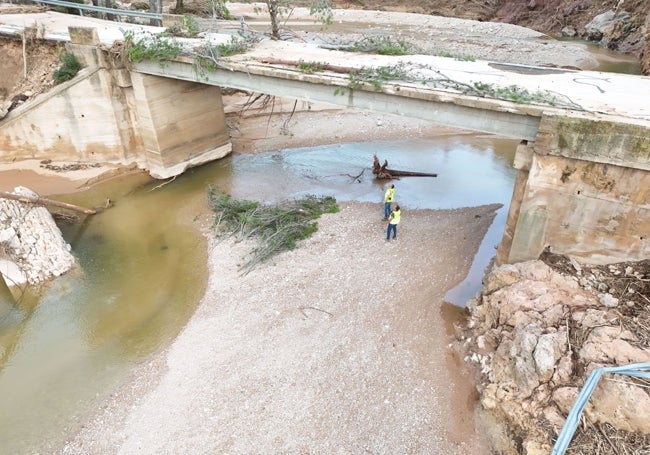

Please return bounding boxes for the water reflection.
[0,134,517,452]
[564,39,642,74]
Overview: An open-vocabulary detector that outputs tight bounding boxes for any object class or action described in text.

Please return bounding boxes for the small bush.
[123,30,183,65]
[165,15,200,38]
[350,35,411,55]
[53,52,82,84]
[216,35,250,57]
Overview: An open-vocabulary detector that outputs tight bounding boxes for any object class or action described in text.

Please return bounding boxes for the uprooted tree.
[372,154,438,179]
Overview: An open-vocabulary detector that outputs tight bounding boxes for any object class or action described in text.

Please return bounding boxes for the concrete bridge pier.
[130,72,231,178]
[68,27,232,178]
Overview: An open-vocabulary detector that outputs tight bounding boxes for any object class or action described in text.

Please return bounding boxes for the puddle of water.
[556,37,642,74]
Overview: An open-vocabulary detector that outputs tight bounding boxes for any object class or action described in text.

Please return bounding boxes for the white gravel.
[63,202,500,454]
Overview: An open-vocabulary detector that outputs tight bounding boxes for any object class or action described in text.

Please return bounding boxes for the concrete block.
[514,140,534,171]
[68,26,100,45]
[162,14,184,27]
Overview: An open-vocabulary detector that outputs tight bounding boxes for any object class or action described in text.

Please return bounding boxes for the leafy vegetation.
[122,30,183,65]
[53,52,82,84]
[296,60,326,73]
[435,51,475,61]
[349,35,411,55]
[208,187,339,272]
[470,82,559,105]
[193,35,252,79]
[214,35,251,57]
[165,15,200,38]
[253,0,332,40]
[334,62,411,94]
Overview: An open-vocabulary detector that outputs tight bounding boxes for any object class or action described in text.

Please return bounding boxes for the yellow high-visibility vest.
[389,209,401,224]
[385,187,395,203]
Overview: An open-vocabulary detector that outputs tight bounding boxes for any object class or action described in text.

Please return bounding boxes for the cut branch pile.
[207,186,338,273]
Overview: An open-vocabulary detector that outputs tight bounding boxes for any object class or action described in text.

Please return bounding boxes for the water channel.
[0,47,642,453]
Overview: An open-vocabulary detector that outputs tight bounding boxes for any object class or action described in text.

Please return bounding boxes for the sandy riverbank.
[60,199,500,454]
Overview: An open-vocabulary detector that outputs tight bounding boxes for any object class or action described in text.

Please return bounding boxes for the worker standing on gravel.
[386,204,401,241]
[383,184,395,220]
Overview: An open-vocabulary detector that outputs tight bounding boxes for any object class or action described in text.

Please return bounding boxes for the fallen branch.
[340,169,365,182]
[149,175,176,191]
[299,306,334,318]
[372,154,437,179]
[0,191,96,215]
[259,58,361,75]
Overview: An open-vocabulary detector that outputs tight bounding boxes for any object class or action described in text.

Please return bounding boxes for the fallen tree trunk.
[372,155,437,179]
[0,191,96,215]
[383,170,438,177]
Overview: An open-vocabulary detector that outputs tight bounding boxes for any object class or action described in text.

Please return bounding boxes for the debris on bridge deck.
[372,155,438,179]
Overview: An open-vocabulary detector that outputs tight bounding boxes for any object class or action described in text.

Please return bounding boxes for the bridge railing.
[27,0,163,23]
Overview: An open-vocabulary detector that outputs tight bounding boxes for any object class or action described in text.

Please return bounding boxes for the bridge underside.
[133,60,542,142]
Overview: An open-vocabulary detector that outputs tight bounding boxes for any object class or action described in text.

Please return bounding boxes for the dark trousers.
[386,223,397,240]
[384,202,392,219]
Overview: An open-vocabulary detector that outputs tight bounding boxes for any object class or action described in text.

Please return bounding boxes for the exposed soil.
[0,30,61,118]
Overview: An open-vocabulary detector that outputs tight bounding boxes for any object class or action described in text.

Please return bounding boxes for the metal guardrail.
[28,0,163,20]
[551,362,650,455]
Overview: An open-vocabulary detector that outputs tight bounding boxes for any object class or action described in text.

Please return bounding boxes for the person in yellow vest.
[383,184,395,220]
[386,204,401,241]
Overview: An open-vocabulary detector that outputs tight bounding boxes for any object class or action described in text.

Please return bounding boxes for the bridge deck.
[2,10,650,139]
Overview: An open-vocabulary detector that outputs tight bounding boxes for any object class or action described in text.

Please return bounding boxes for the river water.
[0,50,642,453]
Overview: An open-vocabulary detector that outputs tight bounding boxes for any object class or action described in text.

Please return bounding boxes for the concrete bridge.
[0,12,648,266]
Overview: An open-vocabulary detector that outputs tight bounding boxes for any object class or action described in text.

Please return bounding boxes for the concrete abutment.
[0,26,231,179]
[497,114,650,265]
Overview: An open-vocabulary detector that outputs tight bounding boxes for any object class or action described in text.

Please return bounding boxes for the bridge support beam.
[130,73,231,179]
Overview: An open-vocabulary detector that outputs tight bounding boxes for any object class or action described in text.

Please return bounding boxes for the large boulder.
[584,10,632,43]
[0,187,76,299]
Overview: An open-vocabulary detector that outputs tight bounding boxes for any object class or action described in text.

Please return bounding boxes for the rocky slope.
[458,254,650,454]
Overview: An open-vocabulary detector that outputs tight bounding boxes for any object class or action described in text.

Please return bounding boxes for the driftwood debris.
[0,191,96,215]
[372,155,438,179]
